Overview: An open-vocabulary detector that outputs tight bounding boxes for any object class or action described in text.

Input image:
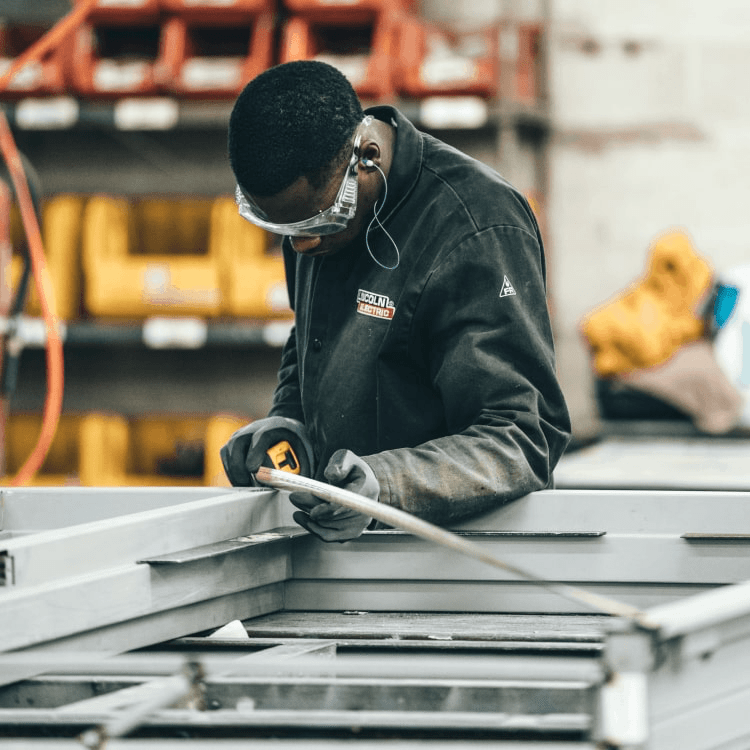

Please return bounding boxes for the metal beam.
[0,487,238,533]
[2,543,290,652]
[283,579,712,615]
[291,531,750,585]
[449,489,750,535]
[0,585,285,687]
[2,487,292,588]
[596,576,750,749]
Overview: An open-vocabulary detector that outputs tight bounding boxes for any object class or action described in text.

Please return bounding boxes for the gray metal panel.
[450,488,750,534]
[291,531,750,585]
[0,585,284,687]
[0,487,239,533]
[554,437,750,491]
[2,542,291,651]
[283,579,712,615]
[1,488,289,587]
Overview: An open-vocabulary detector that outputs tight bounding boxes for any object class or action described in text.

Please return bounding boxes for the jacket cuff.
[362,453,393,530]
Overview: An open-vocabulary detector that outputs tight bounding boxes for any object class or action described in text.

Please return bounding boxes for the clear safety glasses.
[234,119,370,237]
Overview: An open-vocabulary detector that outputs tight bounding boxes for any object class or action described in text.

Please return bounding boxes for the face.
[247,161,379,258]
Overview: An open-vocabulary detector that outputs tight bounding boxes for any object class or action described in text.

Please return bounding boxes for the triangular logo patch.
[499,275,516,298]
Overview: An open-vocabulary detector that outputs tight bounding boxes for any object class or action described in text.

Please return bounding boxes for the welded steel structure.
[1,485,750,748]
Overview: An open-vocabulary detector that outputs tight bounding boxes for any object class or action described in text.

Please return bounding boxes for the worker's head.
[228,60,390,257]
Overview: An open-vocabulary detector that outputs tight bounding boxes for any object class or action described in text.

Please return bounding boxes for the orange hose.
[0,0,99,484]
[0,0,97,486]
[0,1,98,93]
[0,1,131,484]
[0,114,65,486]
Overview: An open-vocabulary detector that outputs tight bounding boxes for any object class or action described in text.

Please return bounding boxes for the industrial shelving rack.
[1,0,551,480]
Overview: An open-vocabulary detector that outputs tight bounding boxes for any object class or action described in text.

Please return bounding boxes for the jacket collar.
[363,105,423,224]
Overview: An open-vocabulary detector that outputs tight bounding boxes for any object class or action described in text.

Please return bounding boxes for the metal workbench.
[1,483,750,748]
[554,421,750,491]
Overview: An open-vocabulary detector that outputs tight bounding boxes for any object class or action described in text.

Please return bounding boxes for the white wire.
[365,162,400,270]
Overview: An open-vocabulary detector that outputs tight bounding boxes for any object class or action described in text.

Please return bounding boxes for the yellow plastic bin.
[581,231,713,377]
[82,196,224,318]
[4,413,129,486]
[204,414,250,487]
[212,196,292,319]
[9,195,85,320]
[117,413,250,486]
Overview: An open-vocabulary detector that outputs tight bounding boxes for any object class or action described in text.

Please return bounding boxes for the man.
[221,60,570,542]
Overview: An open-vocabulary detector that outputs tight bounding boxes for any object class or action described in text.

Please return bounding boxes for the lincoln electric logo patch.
[356,288,395,320]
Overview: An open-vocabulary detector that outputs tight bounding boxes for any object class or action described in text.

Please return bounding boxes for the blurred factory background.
[2,0,749,486]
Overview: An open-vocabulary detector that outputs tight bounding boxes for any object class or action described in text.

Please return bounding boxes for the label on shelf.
[15,97,79,130]
[266,281,291,312]
[181,58,242,90]
[143,317,208,348]
[94,60,149,92]
[114,97,180,130]
[421,57,476,86]
[262,320,293,347]
[0,60,43,91]
[6,316,68,348]
[419,96,488,129]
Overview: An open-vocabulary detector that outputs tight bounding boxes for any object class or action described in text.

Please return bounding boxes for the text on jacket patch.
[357,288,396,320]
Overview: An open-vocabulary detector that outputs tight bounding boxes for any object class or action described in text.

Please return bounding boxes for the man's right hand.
[220,416,315,486]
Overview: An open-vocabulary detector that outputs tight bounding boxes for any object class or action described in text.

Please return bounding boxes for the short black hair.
[228,60,365,196]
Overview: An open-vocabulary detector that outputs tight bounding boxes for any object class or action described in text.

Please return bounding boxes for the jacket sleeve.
[268,242,305,423]
[268,324,305,423]
[363,224,571,525]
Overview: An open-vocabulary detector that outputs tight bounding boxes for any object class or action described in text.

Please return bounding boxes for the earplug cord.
[364,162,400,271]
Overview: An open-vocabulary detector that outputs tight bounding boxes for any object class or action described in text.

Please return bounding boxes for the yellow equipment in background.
[9,195,84,320]
[3,412,248,487]
[81,195,224,318]
[581,230,713,377]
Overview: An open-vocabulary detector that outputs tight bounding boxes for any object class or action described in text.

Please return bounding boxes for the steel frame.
[1,485,750,748]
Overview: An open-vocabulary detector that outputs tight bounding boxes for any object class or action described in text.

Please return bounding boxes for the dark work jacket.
[268,106,571,525]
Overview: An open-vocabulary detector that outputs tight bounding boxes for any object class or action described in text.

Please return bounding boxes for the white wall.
[546,0,750,432]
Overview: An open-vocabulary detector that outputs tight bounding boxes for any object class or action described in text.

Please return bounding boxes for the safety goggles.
[234,123,367,237]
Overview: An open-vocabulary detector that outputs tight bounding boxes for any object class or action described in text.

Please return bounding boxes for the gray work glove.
[289,449,378,542]
[220,416,315,486]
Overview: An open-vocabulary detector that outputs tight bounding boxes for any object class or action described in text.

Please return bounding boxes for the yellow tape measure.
[265,440,301,474]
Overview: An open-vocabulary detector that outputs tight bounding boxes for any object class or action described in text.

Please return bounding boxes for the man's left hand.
[289,449,378,542]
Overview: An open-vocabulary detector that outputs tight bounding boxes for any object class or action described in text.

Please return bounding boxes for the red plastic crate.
[514,22,543,105]
[497,21,543,105]
[75,0,161,23]
[280,12,399,100]
[397,16,498,98]
[0,22,68,97]
[68,20,166,97]
[160,0,275,21]
[157,12,274,98]
[282,0,410,23]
